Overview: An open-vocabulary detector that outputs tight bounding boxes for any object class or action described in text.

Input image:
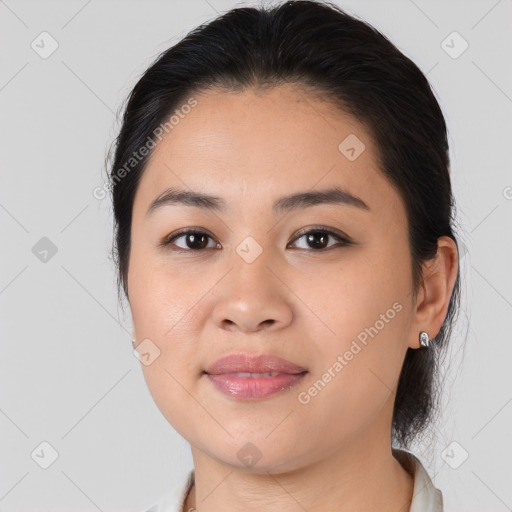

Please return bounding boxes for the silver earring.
[131,338,136,346]
[419,331,430,348]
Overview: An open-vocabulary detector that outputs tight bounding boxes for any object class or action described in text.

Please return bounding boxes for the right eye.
[160,229,221,252]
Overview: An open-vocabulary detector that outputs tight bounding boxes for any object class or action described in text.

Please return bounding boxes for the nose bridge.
[230,233,275,299]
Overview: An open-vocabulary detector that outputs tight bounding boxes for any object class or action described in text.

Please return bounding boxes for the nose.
[211,250,293,333]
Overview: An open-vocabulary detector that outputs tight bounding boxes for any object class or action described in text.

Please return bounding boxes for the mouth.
[203,352,308,400]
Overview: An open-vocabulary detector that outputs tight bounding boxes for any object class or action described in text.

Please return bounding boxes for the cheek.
[129,249,200,338]
[294,307,407,451]
[295,250,409,421]
[300,248,406,341]
[129,254,209,376]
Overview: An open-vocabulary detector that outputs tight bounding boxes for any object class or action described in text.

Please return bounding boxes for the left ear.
[408,236,459,349]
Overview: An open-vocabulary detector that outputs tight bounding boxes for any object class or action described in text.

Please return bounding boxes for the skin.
[128,84,459,512]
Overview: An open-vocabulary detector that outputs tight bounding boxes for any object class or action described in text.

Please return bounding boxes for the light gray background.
[1,0,511,511]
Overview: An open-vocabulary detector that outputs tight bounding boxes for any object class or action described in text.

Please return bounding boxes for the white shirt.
[141,448,443,512]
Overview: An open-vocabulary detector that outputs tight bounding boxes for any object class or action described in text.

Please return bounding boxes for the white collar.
[393,448,444,512]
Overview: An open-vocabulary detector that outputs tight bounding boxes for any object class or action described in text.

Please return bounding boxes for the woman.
[108,1,461,510]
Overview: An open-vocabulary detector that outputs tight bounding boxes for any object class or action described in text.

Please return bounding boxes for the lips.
[204,353,307,376]
[203,353,308,399]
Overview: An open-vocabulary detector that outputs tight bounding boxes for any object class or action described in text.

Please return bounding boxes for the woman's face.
[128,84,418,471]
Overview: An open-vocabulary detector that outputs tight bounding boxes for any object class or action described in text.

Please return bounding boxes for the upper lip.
[204,353,308,375]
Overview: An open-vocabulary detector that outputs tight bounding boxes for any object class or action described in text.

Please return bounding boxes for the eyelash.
[159,226,352,253]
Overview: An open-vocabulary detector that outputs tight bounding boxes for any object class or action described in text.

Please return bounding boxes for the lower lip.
[205,372,307,399]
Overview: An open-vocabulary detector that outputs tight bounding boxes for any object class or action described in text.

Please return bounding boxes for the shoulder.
[139,469,195,512]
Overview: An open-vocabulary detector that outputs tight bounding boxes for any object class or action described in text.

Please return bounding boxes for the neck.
[184,438,414,512]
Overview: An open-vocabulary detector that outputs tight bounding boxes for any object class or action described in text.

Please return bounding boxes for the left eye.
[288,229,350,251]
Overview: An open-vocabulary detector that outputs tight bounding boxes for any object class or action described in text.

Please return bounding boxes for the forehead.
[133,84,402,221]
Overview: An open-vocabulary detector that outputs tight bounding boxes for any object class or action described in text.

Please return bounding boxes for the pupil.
[188,233,208,249]
[308,232,327,249]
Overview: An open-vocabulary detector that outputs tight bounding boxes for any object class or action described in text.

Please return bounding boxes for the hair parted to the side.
[107,0,462,450]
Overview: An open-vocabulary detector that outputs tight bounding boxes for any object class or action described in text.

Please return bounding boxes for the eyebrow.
[146,186,370,217]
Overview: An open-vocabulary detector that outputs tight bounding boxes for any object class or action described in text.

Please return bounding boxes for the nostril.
[222,319,236,330]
